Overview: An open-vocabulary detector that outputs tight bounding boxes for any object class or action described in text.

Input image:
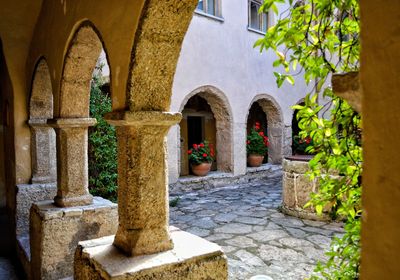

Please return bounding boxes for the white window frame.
[195,0,223,20]
[248,0,269,34]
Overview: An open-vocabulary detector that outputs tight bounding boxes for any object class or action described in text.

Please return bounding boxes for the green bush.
[88,74,118,202]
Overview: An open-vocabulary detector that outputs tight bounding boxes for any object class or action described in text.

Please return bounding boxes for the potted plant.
[246,122,269,167]
[188,141,215,176]
[292,135,313,155]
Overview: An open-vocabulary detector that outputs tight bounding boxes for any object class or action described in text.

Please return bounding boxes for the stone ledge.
[171,164,282,194]
[31,196,116,220]
[30,197,118,280]
[75,226,228,279]
[16,233,31,276]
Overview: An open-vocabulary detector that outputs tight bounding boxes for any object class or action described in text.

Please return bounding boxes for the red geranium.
[188,140,216,165]
[202,153,207,157]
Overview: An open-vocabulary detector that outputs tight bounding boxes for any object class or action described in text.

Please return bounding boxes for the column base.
[30,197,118,280]
[54,193,93,207]
[75,226,228,280]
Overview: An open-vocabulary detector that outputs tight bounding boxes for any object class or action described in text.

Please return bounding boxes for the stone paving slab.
[170,172,344,280]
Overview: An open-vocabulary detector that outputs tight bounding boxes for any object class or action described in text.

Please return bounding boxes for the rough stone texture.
[74,227,228,280]
[282,158,333,220]
[105,111,181,256]
[332,72,361,113]
[59,25,102,118]
[170,173,344,279]
[170,164,282,193]
[48,118,96,207]
[28,120,57,184]
[30,197,118,280]
[16,183,57,235]
[128,0,199,111]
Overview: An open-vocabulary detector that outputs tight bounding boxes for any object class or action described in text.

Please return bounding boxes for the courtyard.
[170,168,344,280]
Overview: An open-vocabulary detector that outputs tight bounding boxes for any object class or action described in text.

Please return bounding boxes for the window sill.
[194,10,224,23]
[247,26,266,36]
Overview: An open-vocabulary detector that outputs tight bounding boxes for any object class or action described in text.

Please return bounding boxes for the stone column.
[28,119,57,184]
[105,111,181,256]
[48,118,96,207]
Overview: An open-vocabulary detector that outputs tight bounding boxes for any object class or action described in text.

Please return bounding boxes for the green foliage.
[188,141,216,165]
[257,0,361,278]
[88,72,118,202]
[246,122,269,155]
[169,197,181,207]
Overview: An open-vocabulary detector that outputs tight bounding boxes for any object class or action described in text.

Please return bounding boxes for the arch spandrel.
[127,0,198,112]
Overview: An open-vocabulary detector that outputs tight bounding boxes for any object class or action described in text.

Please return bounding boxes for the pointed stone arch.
[28,58,56,183]
[247,94,284,164]
[59,22,105,118]
[179,85,234,174]
[51,21,110,207]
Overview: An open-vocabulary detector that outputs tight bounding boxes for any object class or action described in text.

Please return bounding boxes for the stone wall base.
[74,226,228,280]
[30,197,118,280]
[16,183,57,235]
[171,164,282,194]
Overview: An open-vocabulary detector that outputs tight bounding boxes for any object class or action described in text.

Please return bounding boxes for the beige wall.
[361,0,400,278]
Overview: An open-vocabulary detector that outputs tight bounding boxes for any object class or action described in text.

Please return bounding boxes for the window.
[196,0,221,18]
[248,0,268,33]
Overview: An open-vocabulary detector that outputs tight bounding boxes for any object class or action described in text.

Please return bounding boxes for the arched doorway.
[247,95,284,164]
[179,86,233,176]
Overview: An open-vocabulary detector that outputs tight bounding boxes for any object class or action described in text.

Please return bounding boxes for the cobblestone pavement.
[0,257,18,280]
[170,175,344,280]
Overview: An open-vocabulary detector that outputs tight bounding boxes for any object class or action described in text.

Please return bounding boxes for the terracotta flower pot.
[247,154,264,167]
[191,162,212,176]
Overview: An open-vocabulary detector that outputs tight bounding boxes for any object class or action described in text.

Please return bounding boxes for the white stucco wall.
[168,0,311,183]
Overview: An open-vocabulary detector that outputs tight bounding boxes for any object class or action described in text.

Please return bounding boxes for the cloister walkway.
[170,171,344,280]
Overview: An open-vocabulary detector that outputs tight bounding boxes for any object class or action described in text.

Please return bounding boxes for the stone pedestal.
[105,111,181,256]
[48,118,96,207]
[282,157,331,220]
[30,197,118,280]
[29,119,57,184]
[74,227,228,279]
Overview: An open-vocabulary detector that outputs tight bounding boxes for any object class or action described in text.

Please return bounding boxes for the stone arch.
[179,85,233,174]
[59,21,106,117]
[247,94,284,164]
[28,58,56,183]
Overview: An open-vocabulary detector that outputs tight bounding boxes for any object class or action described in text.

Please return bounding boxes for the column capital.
[47,117,97,128]
[28,118,48,127]
[105,111,181,127]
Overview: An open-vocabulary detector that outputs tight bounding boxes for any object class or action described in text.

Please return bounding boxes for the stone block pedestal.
[30,197,118,280]
[75,226,228,279]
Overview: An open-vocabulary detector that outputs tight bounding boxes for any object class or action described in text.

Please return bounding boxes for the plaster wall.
[168,0,310,182]
[360,0,400,278]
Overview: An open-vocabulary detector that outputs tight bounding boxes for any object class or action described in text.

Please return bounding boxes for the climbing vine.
[257,0,361,278]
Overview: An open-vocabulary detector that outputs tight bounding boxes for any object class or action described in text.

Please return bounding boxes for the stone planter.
[191,162,212,176]
[282,155,332,221]
[247,154,264,167]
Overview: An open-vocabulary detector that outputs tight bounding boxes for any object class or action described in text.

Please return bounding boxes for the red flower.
[202,153,208,157]
[255,122,260,126]
[305,137,311,144]
[187,150,192,155]
[199,143,205,148]
[193,144,198,149]
[259,131,264,136]
[255,125,260,130]
[246,140,250,145]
